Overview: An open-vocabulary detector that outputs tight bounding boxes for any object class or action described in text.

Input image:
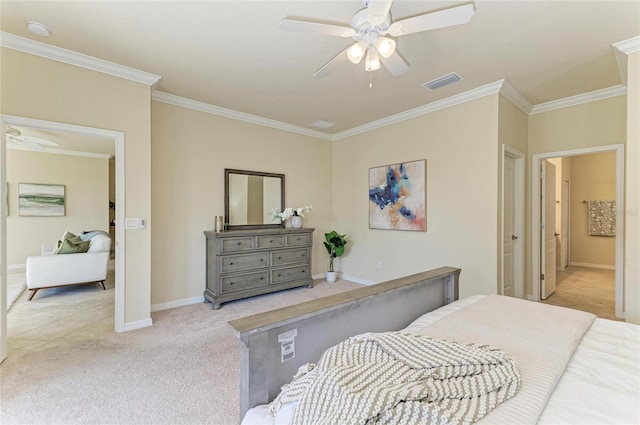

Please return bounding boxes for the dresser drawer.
[286,233,310,246]
[272,248,309,266]
[221,237,255,252]
[257,235,284,249]
[271,265,310,284]
[220,253,268,273]
[221,271,269,293]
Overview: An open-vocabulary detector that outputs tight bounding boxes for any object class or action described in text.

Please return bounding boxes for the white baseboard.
[526,294,535,301]
[340,274,376,286]
[123,318,153,331]
[569,262,615,270]
[312,272,375,286]
[8,264,26,272]
[151,295,205,312]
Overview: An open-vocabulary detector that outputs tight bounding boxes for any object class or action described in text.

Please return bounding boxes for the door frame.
[531,144,624,318]
[0,115,126,362]
[501,145,525,298]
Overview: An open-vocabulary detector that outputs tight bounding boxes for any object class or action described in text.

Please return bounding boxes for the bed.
[228,267,640,424]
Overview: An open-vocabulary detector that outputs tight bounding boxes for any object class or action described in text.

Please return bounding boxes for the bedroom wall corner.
[497,95,528,296]
[150,101,332,307]
[331,94,500,298]
[624,50,640,324]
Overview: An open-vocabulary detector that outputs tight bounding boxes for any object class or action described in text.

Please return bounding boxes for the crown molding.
[332,80,504,140]
[7,143,112,159]
[0,31,161,87]
[613,35,640,55]
[498,80,533,114]
[612,35,640,84]
[151,91,333,141]
[530,85,627,115]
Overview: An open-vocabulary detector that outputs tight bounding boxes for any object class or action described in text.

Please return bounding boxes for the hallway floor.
[541,266,620,321]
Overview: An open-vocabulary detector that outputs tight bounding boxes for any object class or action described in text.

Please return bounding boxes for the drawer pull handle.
[301,270,306,273]
[278,256,282,260]
[277,274,281,278]
[260,277,264,280]
[260,258,264,262]
[270,240,273,243]
[229,282,234,285]
[229,262,234,265]
[237,242,242,246]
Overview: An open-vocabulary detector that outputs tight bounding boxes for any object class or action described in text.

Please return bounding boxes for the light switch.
[125,218,146,229]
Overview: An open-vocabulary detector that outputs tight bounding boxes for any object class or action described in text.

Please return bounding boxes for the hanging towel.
[587,200,616,237]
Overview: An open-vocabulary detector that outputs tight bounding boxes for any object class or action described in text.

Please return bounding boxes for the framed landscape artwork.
[18,183,65,217]
[369,159,426,231]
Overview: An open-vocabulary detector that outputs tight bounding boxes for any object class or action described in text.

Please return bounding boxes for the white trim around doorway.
[0,115,126,343]
[531,144,624,318]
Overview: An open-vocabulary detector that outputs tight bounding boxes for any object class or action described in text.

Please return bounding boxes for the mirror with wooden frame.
[224,169,285,230]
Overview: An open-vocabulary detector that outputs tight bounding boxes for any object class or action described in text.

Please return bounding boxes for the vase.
[326,271,337,283]
[291,215,303,228]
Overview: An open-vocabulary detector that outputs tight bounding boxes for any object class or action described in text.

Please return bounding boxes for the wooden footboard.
[227,266,461,421]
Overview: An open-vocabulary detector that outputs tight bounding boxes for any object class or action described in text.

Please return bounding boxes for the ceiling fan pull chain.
[369,71,374,89]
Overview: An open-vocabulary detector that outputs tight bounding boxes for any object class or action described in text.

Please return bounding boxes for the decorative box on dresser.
[204,227,314,309]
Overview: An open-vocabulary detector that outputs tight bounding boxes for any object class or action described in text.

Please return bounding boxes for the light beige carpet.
[0,279,363,425]
[6,271,26,311]
[541,266,619,321]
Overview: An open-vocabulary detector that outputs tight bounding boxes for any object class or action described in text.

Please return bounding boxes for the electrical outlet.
[376,260,382,270]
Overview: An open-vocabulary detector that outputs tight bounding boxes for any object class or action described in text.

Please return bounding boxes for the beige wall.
[6,150,109,265]
[497,95,528,294]
[624,51,640,324]
[526,95,626,298]
[570,152,616,267]
[1,48,152,325]
[150,101,333,306]
[331,95,500,297]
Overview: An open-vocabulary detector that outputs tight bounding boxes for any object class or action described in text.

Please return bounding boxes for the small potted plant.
[323,231,348,283]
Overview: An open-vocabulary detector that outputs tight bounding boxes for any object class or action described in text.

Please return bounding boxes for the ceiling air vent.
[422,73,463,91]
[310,120,336,129]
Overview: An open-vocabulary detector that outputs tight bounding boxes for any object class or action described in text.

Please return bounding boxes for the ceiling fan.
[5,126,58,151]
[279,0,475,81]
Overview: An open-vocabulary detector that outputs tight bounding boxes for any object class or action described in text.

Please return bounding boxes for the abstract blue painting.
[369,160,426,231]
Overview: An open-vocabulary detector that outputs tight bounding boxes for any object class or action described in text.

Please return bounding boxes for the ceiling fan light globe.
[376,37,396,58]
[347,43,365,64]
[365,48,380,72]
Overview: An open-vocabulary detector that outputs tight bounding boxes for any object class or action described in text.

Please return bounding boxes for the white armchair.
[26,234,111,300]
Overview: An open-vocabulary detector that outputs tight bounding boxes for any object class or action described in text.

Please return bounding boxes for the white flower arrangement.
[271,205,313,223]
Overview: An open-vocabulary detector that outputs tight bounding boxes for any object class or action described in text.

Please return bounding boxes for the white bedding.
[242,295,640,425]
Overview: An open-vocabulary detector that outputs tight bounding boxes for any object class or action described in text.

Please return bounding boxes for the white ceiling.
[1,1,639,135]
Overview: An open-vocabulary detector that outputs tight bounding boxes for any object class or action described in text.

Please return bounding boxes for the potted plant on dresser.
[323,231,348,283]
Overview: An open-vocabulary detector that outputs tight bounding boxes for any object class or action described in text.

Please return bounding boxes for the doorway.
[531,145,624,319]
[0,115,126,362]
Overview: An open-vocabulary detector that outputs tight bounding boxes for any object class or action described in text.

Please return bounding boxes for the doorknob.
[511,235,518,240]
[555,233,560,236]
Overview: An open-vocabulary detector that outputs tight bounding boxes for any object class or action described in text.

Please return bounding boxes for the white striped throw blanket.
[270,332,520,425]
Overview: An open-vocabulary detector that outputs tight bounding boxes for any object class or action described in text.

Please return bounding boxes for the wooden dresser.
[203,228,314,309]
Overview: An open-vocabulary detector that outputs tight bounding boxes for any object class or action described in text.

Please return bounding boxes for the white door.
[503,156,515,297]
[541,160,557,299]
[562,180,570,269]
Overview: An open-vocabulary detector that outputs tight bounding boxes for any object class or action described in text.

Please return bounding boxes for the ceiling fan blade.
[388,3,475,37]
[313,45,351,78]
[381,50,409,76]
[22,136,58,147]
[7,135,46,151]
[367,0,393,25]
[279,18,356,37]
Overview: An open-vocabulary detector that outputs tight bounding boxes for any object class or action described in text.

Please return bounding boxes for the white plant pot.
[326,271,337,283]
